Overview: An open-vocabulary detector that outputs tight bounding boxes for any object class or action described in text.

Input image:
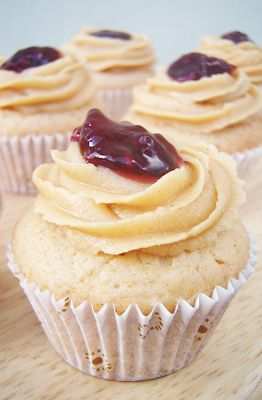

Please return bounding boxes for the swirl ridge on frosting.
[128,66,262,134]
[61,28,156,72]
[0,52,96,113]
[32,139,245,257]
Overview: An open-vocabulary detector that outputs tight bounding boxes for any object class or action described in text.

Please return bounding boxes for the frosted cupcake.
[125,53,262,178]
[61,28,156,120]
[197,31,262,90]
[8,109,257,381]
[0,46,103,194]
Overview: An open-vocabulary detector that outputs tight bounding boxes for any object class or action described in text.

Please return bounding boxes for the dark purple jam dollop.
[90,29,131,40]
[71,109,185,182]
[0,46,61,73]
[167,52,237,82]
[221,31,253,44]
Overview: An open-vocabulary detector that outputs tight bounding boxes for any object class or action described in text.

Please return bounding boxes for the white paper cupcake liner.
[97,88,133,121]
[230,144,262,180]
[0,131,71,194]
[6,228,258,381]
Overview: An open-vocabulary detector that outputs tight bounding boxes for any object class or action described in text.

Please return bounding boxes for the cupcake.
[197,31,262,90]
[7,109,257,381]
[125,52,262,178]
[0,46,104,194]
[61,28,156,120]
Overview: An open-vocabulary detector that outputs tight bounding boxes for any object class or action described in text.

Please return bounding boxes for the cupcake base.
[0,131,71,194]
[6,229,258,381]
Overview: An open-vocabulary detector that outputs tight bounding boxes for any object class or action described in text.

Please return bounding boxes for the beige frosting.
[61,28,156,89]
[197,36,262,85]
[32,139,245,258]
[0,51,96,114]
[0,51,104,136]
[61,28,155,71]
[128,66,262,134]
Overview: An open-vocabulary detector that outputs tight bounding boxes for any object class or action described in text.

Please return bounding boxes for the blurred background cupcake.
[125,52,262,179]
[0,46,104,194]
[197,31,262,90]
[61,28,156,120]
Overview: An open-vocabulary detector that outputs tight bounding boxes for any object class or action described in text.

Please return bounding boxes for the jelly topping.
[0,46,61,73]
[167,52,237,82]
[71,109,185,180]
[90,29,131,40]
[221,31,253,44]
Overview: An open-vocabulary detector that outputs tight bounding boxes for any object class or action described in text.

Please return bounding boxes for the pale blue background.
[0,0,261,67]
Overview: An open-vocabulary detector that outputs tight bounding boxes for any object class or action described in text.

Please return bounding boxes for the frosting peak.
[60,28,156,72]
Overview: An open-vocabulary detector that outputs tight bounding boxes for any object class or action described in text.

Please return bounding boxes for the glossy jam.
[90,30,131,40]
[71,109,185,181]
[221,31,253,44]
[167,52,237,82]
[0,46,61,73]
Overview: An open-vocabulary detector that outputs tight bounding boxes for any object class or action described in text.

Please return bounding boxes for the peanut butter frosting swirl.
[198,36,262,85]
[129,67,262,133]
[0,52,96,114]
[32,140,245,256]
[60,28,156,72]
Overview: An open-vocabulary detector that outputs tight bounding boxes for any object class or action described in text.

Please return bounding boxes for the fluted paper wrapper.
[0,131,71,194]
[6,228,258,381]
[97,88,133,121]
[231,144,262,180]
